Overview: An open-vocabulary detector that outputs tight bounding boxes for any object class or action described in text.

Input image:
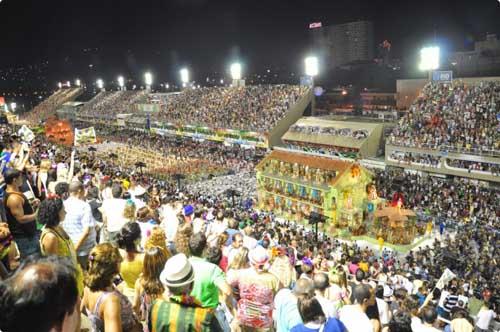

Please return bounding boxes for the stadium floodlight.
[419,46,440,71]
[230,62,242,80]
[96,79,104,90]
[58,82,62,89]
[118,76,125,88]
[304,56,319,77]
[75,79,81,87]
[144,72,153,86]
[180,68,189,84]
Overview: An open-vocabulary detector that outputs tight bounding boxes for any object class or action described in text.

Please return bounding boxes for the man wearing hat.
[150,253,221,331]
[183,204,194,224]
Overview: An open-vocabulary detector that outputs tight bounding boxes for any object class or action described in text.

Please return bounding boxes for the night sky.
[1,0,500,80]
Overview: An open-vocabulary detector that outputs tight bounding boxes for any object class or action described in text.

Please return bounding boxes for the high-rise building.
[310,20,375,69]
[448,33,500,76]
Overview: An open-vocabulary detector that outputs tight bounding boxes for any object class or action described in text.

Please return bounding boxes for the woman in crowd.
[173,221,192,256]
[38,195,84,295]
[136,206,157,249]
[116,222,144,303]
[123,200,137,224]
[82,243,142,332]
[291,296,347,332]
[326,268,350,306]
[133,246,169,328]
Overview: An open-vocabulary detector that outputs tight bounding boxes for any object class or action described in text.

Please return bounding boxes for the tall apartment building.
[310,20,374,69]
[448,33,500,76]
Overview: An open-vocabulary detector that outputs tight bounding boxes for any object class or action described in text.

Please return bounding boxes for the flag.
[420,268,456,309]
[435,268,456,290]
[18,125,35,142]
[74,127,97,146]
[309,22,322,29]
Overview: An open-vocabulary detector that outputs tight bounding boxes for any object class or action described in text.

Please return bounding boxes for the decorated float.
[256,149,427,250]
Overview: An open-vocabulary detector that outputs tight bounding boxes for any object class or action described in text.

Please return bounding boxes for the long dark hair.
[116,222,141,253]
[38,197,64,228]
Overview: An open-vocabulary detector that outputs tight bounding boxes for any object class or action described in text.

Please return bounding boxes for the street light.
[304,56,319,77]
[230,62,242,80]
[118,76,125,90]
[10,103,16,112]
[419,46,440,71]
[96,79,104,90]
[75,79,81,87]
[66,81,71,87]
[58,82,62,89]
[180,68,189,85]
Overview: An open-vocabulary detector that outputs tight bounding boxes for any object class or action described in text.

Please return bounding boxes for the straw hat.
[159,253,195,287]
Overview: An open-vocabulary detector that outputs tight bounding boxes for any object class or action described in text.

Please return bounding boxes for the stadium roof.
[282,117,382,148]
[259,149,353,174]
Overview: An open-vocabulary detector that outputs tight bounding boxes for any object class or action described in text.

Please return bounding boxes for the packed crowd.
[390,81,500,153]
[26,87,82,122]
[389,152,441,168]
[446,159,500,175]
[79,91,147,119]
[374,168,499,227]
[154,85,307,132]
[0,122,498,332]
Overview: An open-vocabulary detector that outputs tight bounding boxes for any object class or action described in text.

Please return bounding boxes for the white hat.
[159,253,195,287]
[249,246,270,270]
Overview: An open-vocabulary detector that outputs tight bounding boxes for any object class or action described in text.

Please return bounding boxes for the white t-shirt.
[101,198,127,232]
[339,305,372,332]
[376,298,391,325]
[476,308,496,330]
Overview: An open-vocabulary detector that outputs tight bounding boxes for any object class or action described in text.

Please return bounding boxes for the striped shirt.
[443,294,459,312]
[149,299,221,332]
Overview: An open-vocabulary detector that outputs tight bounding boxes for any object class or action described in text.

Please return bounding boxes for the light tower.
[230,62,245,87]
[180,68,189,89]
[118,76,125,91]
[96,79,105,91]
[419,46,440,81]
[144,72,153,91]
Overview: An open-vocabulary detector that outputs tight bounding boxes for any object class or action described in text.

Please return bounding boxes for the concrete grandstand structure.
[281,117,384,159]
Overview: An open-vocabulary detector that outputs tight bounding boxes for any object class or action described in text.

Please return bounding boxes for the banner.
[74,127,97,146]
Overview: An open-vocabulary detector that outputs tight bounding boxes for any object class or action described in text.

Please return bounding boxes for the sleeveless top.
[120,254,144,296]
[88,290,140,332]
[40,226,84,296]
[4,191,35,238]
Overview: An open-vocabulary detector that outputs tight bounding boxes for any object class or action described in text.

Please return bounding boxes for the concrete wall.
[268,89,313,147]
[396,76,500,110]
[360,124,384,158]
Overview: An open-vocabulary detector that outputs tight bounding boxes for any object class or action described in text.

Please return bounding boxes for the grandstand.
[26,87,83,123]
[387,79,500,182]
[281,117,384,159]
[74,85,312,147]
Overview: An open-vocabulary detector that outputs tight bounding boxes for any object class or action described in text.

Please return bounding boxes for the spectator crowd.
[0,116,498,332]
[390,81,500,153]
